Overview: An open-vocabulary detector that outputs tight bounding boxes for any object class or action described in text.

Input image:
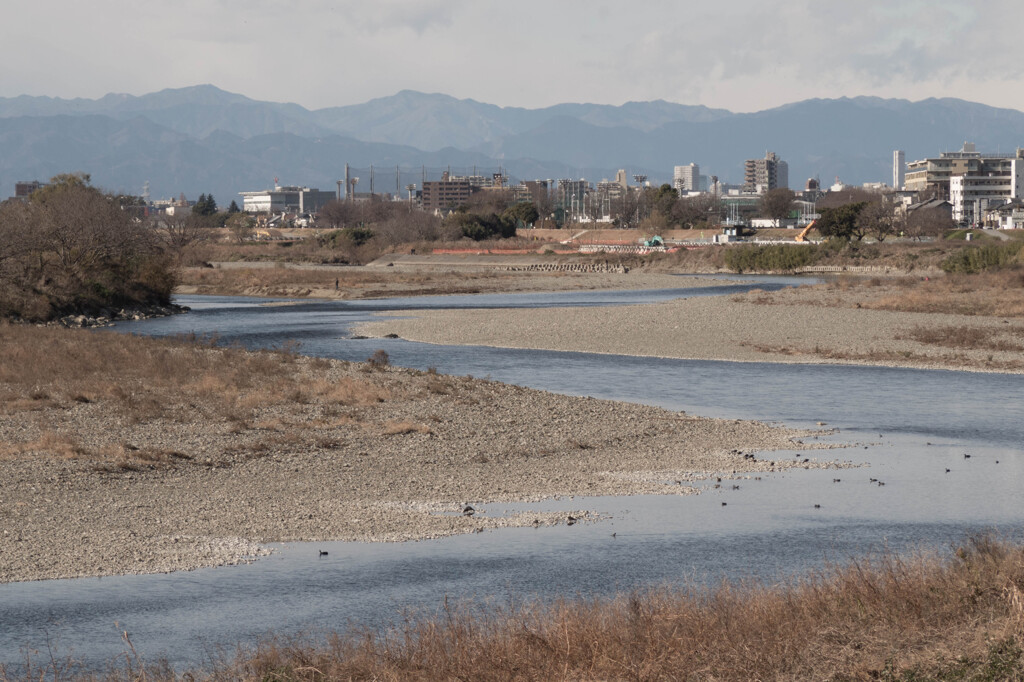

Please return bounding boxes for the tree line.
[0,174,176,321]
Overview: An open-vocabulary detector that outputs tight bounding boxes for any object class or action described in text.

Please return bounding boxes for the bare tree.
[816,187,877,210]
[161,212,209,250]
[0,174,172,319]
[227,212,256,243]
[318,200,358,229]
[759,188,796,227]
[855,197,898,242]
[611,190,642,229]
[905,207,954,240]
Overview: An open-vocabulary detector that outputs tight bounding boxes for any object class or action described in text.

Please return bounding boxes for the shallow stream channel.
[2,275,1022,670]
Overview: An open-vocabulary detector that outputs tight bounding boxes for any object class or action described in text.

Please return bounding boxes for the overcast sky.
[2,0,1021,112]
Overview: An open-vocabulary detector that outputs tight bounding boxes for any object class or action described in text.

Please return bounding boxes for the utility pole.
[633,174,647,226]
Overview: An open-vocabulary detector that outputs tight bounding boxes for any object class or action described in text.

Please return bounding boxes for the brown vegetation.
[177,264,517,298]
[0,174,175,321]
[856,268,1024,318]
[0,324,394,467]
[898,324,1024,352]
[745,342,1024,372]
[740,266,1024,319]
[9,535,1024,680]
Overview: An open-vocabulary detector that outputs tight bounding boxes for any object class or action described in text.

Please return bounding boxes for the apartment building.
[743,152,788,193]
[905,143,1023,195]
[673,163,700,193]
[421,179,473,212]
[949,160,1024,225]
[906,142,1024,225]
[510,179,549,205]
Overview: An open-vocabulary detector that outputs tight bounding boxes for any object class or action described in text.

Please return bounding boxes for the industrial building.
[239,185,336,214]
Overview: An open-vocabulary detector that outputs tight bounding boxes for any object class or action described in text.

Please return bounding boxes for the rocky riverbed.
[356,282,1024,374]
[0,353,849,584]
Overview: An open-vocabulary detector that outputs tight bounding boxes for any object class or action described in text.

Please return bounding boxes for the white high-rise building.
[673,163,700,192]
[893,150,905,190]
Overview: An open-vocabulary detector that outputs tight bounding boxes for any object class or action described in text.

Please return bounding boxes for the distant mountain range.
[2,85,1024,204]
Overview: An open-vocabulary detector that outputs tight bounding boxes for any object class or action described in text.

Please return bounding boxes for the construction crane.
[794,220,817,242]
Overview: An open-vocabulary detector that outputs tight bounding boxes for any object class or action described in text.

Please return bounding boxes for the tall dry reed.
[11,535,1018,681]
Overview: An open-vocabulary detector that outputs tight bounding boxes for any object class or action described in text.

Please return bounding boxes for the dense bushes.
[0,174,175,321]
[941,242,1024,274]
[443,211,517,241]
[723,243,818,273]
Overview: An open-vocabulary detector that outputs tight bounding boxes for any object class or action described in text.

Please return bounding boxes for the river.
[1,277,1021,671]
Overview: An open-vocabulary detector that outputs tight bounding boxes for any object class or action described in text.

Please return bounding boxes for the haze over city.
[2,0,1022,113]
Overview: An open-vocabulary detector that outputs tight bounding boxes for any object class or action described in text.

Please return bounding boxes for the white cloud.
[1,0,1023,112]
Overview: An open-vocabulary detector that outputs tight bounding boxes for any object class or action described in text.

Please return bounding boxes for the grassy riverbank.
[6,535,1023,680]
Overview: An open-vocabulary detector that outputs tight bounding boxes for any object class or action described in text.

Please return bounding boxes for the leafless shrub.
[425,374,452,395]
[367,349,390,370]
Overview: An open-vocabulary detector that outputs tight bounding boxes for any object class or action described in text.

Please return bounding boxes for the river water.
[1,277,1021,671]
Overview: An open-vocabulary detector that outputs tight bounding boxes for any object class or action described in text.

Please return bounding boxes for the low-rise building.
[239,185,335,214]
[984,200,1024,229]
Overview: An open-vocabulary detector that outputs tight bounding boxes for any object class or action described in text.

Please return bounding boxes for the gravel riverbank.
[0,353,848,584]
[356,283,1024,374]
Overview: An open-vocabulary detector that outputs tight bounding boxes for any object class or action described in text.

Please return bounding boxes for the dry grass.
[199,537,1024,680]
[15,535,1024,680]
[898,325,1024,352]
[859,268,1024,318]
[382,420,433,435]
[0,324,394,467]
[746,268,1024,318]
[0,431,86,460]
[746,342,1024,372]
[178,263,510,298]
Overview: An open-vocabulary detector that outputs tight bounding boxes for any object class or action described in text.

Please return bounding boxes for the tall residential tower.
[893,150,905,190]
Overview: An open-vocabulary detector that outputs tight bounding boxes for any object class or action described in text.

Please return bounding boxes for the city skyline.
[2,1,1022,114]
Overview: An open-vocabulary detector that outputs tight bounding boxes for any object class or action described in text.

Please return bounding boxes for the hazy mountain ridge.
[3,85,1024,203]
[0,86,732,149]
